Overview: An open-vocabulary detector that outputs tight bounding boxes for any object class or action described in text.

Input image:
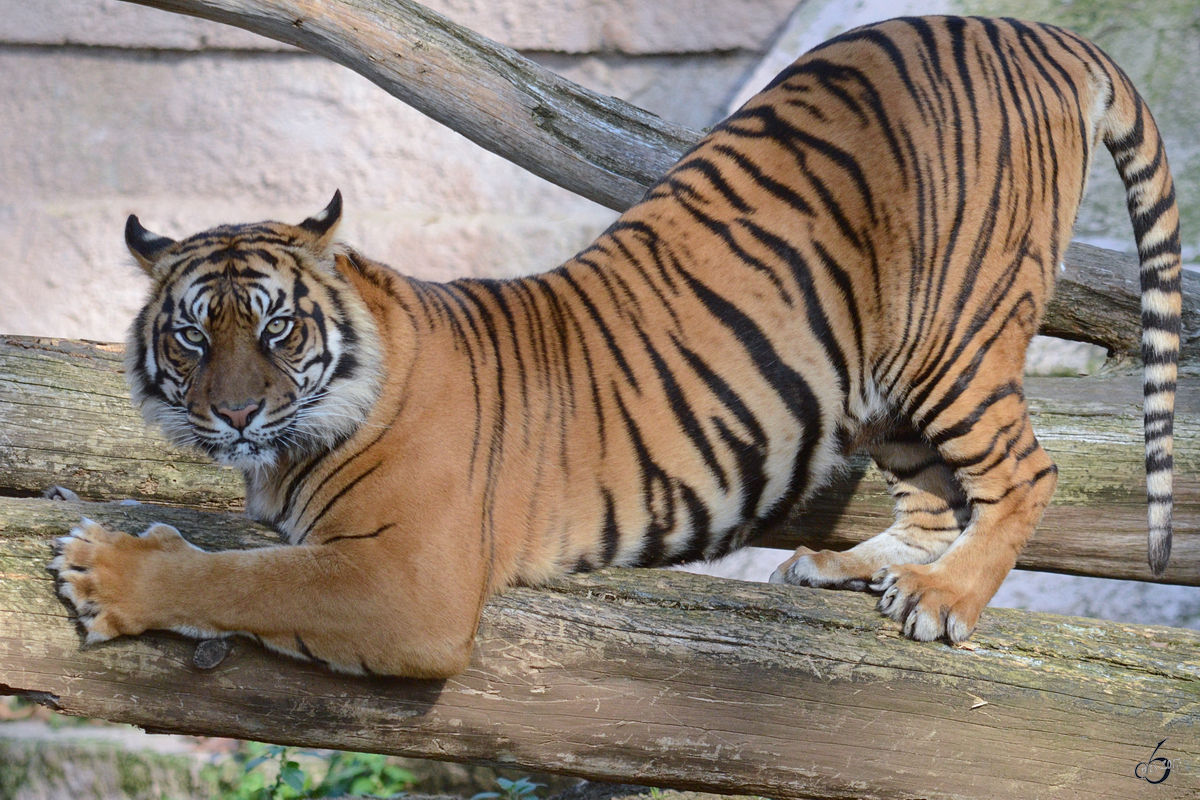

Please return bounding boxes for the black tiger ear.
[125,215,176,275]
[298,190,343,252]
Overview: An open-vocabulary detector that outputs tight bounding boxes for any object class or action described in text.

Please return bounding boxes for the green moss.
[0,746,30,800]
[949,0,1200,261]
[116,750,154,798]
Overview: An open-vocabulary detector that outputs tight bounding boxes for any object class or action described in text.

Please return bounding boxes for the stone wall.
[0,0,793,342]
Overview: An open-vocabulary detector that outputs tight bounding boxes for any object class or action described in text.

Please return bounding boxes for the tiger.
[49,16,1181,678]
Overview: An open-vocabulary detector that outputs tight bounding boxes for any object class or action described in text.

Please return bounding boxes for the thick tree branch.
[2,335,1196,585]
[121,0,698,211]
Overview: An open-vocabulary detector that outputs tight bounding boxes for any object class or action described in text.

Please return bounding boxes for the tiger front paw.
[47,519,191,644]
[43,485,82,503]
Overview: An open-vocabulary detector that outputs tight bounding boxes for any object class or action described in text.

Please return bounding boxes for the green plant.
[315,750,416,798]
[472,776,545,800]
[210,742,416,800]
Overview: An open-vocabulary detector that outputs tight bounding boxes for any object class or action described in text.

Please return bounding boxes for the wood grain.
[1,497,1197,800]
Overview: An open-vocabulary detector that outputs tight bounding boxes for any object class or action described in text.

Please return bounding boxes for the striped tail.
[1100,73,1183,575]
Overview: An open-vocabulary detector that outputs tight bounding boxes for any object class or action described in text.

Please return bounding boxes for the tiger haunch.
[48,16,1179,676]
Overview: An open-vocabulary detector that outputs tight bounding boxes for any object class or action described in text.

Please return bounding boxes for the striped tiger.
[50,16,1180,677]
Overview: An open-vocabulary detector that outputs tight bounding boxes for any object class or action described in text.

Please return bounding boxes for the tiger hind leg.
[873,397,1057,643]
[770,429,969,592]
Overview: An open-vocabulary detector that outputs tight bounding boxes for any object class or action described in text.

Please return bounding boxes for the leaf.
[245,755,273,771]
[279,762,308,794]
[357,776,384,794]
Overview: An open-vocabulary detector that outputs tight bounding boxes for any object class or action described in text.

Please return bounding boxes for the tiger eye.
[182,328,205,344]
[266,318,289,335]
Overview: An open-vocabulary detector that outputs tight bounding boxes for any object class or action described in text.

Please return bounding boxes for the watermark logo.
[1134,740,1175,785]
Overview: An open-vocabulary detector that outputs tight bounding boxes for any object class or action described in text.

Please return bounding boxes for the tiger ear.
[297,190,343,253]
[125,215,177,275]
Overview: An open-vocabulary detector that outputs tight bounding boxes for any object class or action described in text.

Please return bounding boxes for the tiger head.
[124,192,383,472]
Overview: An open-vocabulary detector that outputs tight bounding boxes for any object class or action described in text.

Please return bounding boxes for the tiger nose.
[214,401,261,431]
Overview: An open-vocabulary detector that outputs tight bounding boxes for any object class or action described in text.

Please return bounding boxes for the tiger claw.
[872,564,981,643]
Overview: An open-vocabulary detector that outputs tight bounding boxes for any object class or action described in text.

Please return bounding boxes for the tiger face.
[124,192,383,471]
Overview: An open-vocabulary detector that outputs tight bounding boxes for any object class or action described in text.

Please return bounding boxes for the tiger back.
[49,16,1180,677]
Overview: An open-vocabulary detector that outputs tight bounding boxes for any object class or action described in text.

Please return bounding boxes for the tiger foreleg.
[48,518,478,677]
[770,435,969,592]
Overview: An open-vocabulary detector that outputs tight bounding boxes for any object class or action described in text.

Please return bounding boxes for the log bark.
[3,333,1196,585]
[1,497,1197,800]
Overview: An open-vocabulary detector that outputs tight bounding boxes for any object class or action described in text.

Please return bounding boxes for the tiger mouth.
[204,434,277,468]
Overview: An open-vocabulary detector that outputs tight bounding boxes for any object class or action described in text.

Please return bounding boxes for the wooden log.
[0,336,244,511]
[761,371,1200,585]
[2,497,1197,800]
[1047,242,1200,362]
[3,333,1196,585]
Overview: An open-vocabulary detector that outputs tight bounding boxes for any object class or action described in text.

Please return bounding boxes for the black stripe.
[611,387,675,568]
[675,263,824,514]
[556,270,642,391]
[297,462,380,541]
[741,222,851,396]
[926,382,1023,447]
[1145,453,1174,474]
[322,522,396,546]
[1138,233,1182,265]
[599,488,620,566]
[634,328,729,492]
[668,156,754,213]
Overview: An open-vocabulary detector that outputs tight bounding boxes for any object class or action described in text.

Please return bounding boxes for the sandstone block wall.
[0,0,793,342]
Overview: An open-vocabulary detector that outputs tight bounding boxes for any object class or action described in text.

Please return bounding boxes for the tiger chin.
[49,16,1180,678]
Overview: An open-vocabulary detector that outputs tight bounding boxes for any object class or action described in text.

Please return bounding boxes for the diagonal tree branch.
[122,0,699,211]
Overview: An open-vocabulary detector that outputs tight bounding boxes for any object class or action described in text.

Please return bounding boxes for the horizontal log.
[3,334,1196,584]
[761,372,1200,585]
[2,497,1197,800]
[1048,242,1200,362]
[0,336,244,511]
